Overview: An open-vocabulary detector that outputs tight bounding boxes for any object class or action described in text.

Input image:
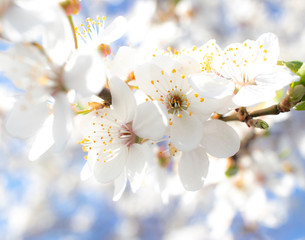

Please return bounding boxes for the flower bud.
[60,0,81,16]
[98,43,111,57]
[288,85,305,103]
[252,119,269,129]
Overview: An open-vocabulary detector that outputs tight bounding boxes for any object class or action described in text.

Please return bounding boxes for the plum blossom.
[75,15,127,55]
[135,52,233,151]
[0,40,105,159]
[189,33,299,107]
[0,0,72,47]
[80,77,167,200]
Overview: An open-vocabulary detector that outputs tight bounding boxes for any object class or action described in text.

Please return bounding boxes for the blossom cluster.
[0,1,299,200]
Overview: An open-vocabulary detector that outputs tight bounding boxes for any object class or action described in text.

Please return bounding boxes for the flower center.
[233,74,256,94]
[118,122,141,147]
[167,91,188,115]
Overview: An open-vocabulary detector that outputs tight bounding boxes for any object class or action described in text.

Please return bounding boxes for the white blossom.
[189,33,299,106]
[80,77,167,200]
[135,52,231,151]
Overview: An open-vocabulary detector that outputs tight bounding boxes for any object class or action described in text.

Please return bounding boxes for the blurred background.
[1,0,305,239]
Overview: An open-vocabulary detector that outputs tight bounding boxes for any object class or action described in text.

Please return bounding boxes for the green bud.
[288,85,305,102]
[225,165,238,177]
[253,119,269,129]
[294,101,305,111]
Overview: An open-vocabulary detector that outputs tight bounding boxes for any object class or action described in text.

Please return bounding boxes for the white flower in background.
[80,77,167,200]
[178,119,240,191]
[0,0,72,49]
[0,41,106,160]
[75,15,127,55]
[189,33,299,107]
[135,53,232,151]
[108,46,139,81]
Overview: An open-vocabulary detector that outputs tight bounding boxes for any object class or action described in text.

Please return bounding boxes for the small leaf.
[297,63,305,76]
[225,165,238,177]
[283,61,303,74]
[252,119,269,129]
[294,101,305,111]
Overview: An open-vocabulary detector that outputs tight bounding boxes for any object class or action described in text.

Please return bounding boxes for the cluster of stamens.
[218,42,270,93]
[74,16,106,43]
[118,122,140,147]
[80,110,142,163]
[166,91,188,115]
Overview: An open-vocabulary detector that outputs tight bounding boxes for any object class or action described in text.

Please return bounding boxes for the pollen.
[200,98,204,102]
[151,80,154,84]
[161,70,164,75]
[172,68,176,73]
[181,74,185,79]
[177,114,182,118]
[169,121,173,125]
[194,93,199,98]
[189,111,192,116]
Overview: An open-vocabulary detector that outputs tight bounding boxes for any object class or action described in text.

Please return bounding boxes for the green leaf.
[225,165,238,177]
[282,61,303,74]
[293,101,305,111]
[297,63,305,75]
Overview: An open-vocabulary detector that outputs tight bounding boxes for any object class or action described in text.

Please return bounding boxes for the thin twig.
[68,15,78,50]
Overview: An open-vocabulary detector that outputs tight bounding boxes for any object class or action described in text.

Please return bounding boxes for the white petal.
[127,144,151,192]
[29,115,54,161]
[189,73,234,99]
[170,112,203,151]
[134,62,171,99]
[201,96,236,115]
[233,85,275,107]
[92,147,127,184]
[256,32,279,64]
[99,16,127,44]
[201,120,240,158]
[109,77,136,122]
[2,5,43,42]
[133,101,167,140]
[256,65,299,89]
[41,5,73,66]
[108,46,137,79]
[178,147,209,191]
[113,169,127,201]
[52,92,73,152]
[80,162,93,181]
[5,97,49,138]
[151,54,176,72]
[64,50,106,97]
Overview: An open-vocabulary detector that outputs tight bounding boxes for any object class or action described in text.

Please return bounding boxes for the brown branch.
[215,85,305,128]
